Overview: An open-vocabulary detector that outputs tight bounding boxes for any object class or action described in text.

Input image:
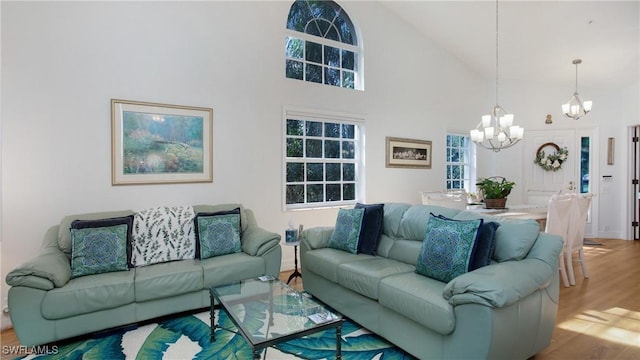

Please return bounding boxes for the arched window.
[285,0,361,90]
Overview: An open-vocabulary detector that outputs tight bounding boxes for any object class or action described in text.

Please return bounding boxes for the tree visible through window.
[285,0,361,90]
[284,108,363,210]
[446,133,475,191]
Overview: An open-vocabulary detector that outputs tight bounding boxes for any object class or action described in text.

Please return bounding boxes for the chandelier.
[470,0,523,152]
[562,59,592,120]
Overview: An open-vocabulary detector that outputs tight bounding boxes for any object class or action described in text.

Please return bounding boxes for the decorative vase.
[484,198,507,209]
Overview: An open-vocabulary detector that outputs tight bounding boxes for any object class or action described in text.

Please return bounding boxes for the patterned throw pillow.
[434,214,499,271]
[416,214,483,283]
[131,206,196,267]
[195,208,242,259]
[70,216,134,278]
[327,208,365,254]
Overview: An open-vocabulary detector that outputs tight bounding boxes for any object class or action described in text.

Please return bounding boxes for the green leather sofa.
[300,203,563,360]
[5,203,281,347]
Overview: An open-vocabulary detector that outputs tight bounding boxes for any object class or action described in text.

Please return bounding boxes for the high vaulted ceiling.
[379,0,639,90]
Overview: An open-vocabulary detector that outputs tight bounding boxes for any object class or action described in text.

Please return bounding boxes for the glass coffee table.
[210,278,343,359]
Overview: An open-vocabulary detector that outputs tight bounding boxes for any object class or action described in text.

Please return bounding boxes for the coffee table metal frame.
[210,278,343,359]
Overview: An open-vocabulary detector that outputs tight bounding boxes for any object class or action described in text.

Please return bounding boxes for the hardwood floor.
[1,239,638,359]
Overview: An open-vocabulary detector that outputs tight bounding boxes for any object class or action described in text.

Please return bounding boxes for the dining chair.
[545,194,573,287]
[420,190,468,210]
[565,193,594,285]
[527,189,562,207]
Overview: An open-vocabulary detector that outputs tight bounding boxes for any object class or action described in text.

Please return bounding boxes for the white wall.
[0,1,486,311]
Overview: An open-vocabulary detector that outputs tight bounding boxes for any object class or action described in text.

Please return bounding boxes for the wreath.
[534,142,568,172]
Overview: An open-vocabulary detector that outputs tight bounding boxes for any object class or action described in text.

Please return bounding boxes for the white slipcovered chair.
[545,194,573,287]
[565,193,594,285]
[527,189,562,208]
[420,190,468,210]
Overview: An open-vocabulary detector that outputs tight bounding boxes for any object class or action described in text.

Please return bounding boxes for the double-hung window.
[446,133,475,191]
[283,107,363,210]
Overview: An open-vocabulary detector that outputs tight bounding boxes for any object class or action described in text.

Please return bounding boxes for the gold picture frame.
[111,99,213,185]
[385,136,432,169]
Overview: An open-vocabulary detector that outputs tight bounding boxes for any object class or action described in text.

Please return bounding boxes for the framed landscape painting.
[385,136,432,169]
[111,99,213,185]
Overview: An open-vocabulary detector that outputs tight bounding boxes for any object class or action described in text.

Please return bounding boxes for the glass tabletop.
[210,278,342,347]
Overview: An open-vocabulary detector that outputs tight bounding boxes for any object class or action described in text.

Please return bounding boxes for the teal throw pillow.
[70,216,133,278]
[327,208,365,254]
[195,209,242,259]
[416,214,483,283]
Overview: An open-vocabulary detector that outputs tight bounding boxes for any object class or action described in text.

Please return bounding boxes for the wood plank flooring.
[1,238,638,359]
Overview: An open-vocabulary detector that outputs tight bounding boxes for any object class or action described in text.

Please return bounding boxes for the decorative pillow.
[327,208,365,254]
[415,214,483,283]
[470,221,500,270]
[194,208,242,259]
[131,206,196,267]
[354,203,384,255]
[433,214,499,270]
[70,215,134,278]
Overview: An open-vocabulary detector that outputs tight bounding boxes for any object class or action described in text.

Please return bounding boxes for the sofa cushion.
[42,270,135,319]
[379,272,455,335]
[58,210,135,254]
[327,208,365,254]
[194,208,242,259]
[134,260,203,302]
[304,248,372,283]
[70,216,133,278]
[493,219,540,262]
[415,215,482,283]
[381,203,411,238]
[354,203,384,255]
[397,205,461,241]
[201,252,265,288]
[131,206,197,266]
[337,258,415,300]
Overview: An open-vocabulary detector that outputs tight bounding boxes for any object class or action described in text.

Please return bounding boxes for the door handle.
[568,181,574,191]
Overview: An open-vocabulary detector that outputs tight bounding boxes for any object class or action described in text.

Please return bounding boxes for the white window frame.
[282,106,365,211]
[446,132,476,193]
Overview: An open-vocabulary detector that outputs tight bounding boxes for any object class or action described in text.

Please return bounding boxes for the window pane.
[286,119,304,136]
[287,138,303,157]
[305,64,322,83]
[305,41,322,63]
[307,184,324,202]
[306,163,323,181]
[306,121,323,136]
[342,124,354,139]
[343,163,355,181]
[446,148,452,162]
[324,140,340,158]
[581,137,590,193]
[286,162,304,182]
[343,183,355,200]
[285,60,303,80]
[326,163,341,181]
[326,184,341,201]
[342,141,354,159]
[286,185,305,204]
[285,37,303,59]
[325,123,340,138]
[450,148,459,162]
[306,139,322,158]
[325,46,340,66]
[342,50,354,70]
[342,71,354,89]
[324,68,341,86]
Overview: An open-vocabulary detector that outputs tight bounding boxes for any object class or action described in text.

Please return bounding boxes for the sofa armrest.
[300,227,334,250]
[5,226,71,290]
[443,258,557,308]
[242,226,281,256]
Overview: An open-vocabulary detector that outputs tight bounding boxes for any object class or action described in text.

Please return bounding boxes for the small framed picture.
[385,137,432,169]
[111,99,213,185]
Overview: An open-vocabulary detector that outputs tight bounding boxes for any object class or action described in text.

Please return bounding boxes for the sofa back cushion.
[397,205,461,241]
[58,210,135,254]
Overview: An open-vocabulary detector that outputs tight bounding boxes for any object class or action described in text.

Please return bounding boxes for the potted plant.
[476,176,515,209]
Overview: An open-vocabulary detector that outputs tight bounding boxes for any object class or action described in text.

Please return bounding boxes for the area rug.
[17,310,415,360]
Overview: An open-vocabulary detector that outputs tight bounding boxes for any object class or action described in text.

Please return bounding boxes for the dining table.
[466,204,548,230]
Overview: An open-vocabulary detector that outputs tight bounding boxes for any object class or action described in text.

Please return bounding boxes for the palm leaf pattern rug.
[18,310,416,360]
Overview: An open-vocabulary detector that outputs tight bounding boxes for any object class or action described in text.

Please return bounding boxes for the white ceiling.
[379,0,640,90]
